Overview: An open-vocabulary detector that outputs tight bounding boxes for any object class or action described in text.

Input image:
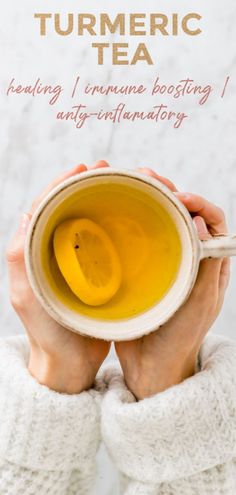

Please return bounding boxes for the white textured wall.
[0,2,236,491]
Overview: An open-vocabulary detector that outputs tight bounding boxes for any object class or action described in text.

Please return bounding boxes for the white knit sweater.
[0,334,236,495]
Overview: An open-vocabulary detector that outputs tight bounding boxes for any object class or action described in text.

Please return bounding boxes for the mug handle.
[200,234,236,259]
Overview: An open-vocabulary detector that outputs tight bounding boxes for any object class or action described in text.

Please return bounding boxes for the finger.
[30,163,87,215]
[192,215,225,300]
[219,257,231,293]
[193,214,222,295]
[175,192,227,234]
[6,214,32,304]
[212,257,231,316]
[136,167,178,192]
[193,216,212,241]
[88,160,110,170]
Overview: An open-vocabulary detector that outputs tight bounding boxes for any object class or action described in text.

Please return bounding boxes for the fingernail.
[97,160,109,166]
[19,213,30,235]
[72,164,87,173]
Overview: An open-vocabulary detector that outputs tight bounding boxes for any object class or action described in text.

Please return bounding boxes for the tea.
[41,182,182,320]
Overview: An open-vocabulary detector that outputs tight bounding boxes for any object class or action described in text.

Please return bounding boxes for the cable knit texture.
[101,334,236,494]
[0,335,101,494]
[1,334,236,494]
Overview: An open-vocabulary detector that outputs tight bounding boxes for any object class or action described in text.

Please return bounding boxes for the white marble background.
[0,1,236,493]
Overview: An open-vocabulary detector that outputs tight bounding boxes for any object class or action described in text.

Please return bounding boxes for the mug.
[25,168,236,341]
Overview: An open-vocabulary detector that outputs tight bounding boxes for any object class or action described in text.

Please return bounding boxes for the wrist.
[130,351,199,401]
[28,347,95,394]
[155,353,197,392]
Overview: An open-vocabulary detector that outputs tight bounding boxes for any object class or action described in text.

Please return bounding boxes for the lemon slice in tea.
[53,218,122,306]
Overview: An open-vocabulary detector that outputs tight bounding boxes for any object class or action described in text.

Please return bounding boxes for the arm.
[1,161,110,494]
[102,169,232,492]
[0,335,101,495]
[101,334,236,489]
[115,169,230,400]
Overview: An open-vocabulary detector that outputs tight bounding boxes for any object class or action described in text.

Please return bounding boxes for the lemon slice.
[101,215,149,279]
[53,218,122,306]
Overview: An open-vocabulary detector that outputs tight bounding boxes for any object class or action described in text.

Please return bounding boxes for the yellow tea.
[41,182,182,320]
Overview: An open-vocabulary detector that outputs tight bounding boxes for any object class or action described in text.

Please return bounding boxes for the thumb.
[6,214,31,264]
[7,213,32,313]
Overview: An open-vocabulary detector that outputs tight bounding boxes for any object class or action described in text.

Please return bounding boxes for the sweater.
[0,334,236,495]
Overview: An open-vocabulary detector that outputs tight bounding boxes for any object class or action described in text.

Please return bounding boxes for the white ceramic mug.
[25,168,236,341]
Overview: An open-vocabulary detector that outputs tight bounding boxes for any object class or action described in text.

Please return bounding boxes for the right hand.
[115,168,230,400]
[7,161,111,394]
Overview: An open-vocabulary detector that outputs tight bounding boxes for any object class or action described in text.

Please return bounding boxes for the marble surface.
[0,1,236,491]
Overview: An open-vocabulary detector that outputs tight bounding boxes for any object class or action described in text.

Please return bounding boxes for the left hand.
[115,168,230,400]
[7,160,111,394]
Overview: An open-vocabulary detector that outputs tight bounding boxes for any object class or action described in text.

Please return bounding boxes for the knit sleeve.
[0,335,101,495]
[101,334,236,488]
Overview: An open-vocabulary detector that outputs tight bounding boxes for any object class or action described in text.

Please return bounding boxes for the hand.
[7,160,111,394]
[115,168,230,400]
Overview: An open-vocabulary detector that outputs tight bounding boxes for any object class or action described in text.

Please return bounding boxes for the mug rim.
[25,168,200,341]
